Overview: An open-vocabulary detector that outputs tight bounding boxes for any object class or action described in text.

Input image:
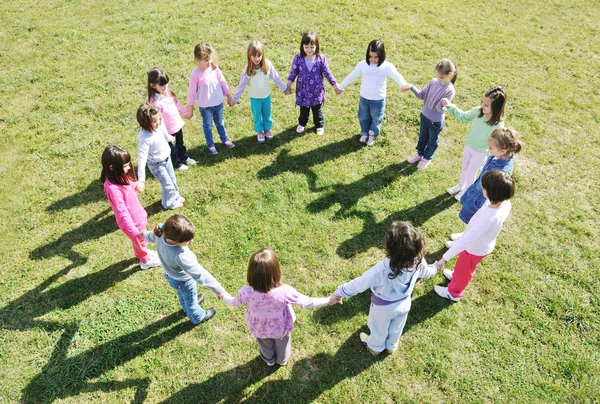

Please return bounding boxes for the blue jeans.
[250,96,272,133]
[358,96,386,137]
[199,103,228,147]
[165,274,206,324]
[147,157,180,209]
[416,113,444,160]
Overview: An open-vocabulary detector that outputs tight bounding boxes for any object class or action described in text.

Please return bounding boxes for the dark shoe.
[197,294,205,306]
[200,308,216,323]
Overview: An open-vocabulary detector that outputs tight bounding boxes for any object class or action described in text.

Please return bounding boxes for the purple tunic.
[287,53,337,107]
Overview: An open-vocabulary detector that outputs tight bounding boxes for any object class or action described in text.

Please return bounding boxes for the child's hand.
[328,294,342,305]
[169,135,176,144]
[334,87,343,95]
[137,182,145,192]
[435,259,445,271]
[183,111,193,120]
[441,98,451,107]
[401,84,412,92]
[227,99,236,107]
[217,292,231,300]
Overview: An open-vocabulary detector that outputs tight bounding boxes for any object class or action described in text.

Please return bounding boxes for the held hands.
[227,98,236,107]
[137,182,145,192]
[401,84,412,92]
[441,98,452,107]
[183,110,193,120]
[334,86,343,95]
[434,259,446,271]
[284,87,293,95]
[216,291,231,300]
[328,294,343,305]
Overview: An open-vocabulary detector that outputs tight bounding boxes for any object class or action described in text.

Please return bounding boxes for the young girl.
[457,127,521,224]
[220,248,340,366]
[185,42,236,155]
[404,58,457,169]
[442,86,506,200]
[142,214,226,324]
[333,221,437,356]
[148,67,196,171]
[136,103,184,210]
[337,39,407,146]
[101,145,161,270]
[286,31,339,135]
[434,170,515,302]
[232,41,288,143]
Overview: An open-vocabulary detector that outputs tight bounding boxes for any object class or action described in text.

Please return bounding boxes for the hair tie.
[158,223,164,231]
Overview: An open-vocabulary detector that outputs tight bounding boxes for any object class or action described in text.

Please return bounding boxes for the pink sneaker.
[407,154,422,164]
[264,130,273,139]
[223,140,235,148]
[417,158,431,169]
[257,132,265,143]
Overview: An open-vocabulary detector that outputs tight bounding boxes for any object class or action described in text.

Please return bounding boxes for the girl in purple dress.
[286,32,340,135]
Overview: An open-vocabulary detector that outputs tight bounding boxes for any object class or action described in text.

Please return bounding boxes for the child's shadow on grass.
[186,126,298,166]
[21,311,192,404]
[46,180,106,212]
[337,193,456,258]
[0,258,139,331]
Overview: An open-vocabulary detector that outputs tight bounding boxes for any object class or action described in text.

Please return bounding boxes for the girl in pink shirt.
[148,67,196,171]
[101,145,160,270]
[220,248,340,366]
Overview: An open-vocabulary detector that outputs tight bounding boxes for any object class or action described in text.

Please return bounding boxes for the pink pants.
[124,220,149,263]
[459,145,488,190]
[448,250,487,299]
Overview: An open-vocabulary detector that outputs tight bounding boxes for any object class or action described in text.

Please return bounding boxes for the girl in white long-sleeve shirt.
[337,39,406,146]
[434,170,515,302]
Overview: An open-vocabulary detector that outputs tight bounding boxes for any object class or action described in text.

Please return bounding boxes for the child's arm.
[185,70,197,119]
[441,218,493,263]
[214,67,235,107]
[443,104,479,123]
[267,61,288,93]
[333,264,380,299]
[140,229,158,243]
[283,285,337,308]
[434,87,455,113]
[286,54,300,88]
[137,134,150,185]
[417,258,438,279]
[337,61,364,93]
[220,287,248,307]
[232,70,249,104]
[388,63,407,87]
[170,90,188,115]
[177,252,226,295]
[320,55,338,87]
[407,80,429,100]
[105,185,140,238]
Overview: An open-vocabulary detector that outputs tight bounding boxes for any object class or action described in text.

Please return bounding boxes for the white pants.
[367,300,410,353]
[459,145,488,191]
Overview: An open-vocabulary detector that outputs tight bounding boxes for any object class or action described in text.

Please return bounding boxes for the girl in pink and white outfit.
[220,248,340,366]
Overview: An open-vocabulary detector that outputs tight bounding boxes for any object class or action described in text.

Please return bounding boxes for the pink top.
[104,180,147,237]
[223,284,329,339]
[150,90,186,135]
[186,66,231,108]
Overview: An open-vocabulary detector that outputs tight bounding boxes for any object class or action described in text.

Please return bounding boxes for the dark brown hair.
[300,31,320,57]
[153,214,195,243]
[247,248,281,293]
[136,103,160,132]
[385,221,425,278]
[366,39,385,66]
[100,144,136,185]
[147,67,176,102]
[481,170,515,203]
[479,86,506,126]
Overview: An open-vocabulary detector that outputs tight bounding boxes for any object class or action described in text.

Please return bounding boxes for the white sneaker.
[177,164,189,171]
[450,232,463,241]
[296,125,305,134]
[359,135,368,143]
[185,157,197,165]
[147,250,158,259]
[455,190,465,201]
[445,240,454,249]
[140,255,161,270]
[366,136,376,146]
[443,268,454,281]
[447,184,462,195]
[316,127,324,135]
[223,140,235,148]
[434,286,460,302]
[359,332,381,356]
[208,146,218,155]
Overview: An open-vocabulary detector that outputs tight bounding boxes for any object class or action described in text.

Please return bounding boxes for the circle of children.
[100,32,522,363]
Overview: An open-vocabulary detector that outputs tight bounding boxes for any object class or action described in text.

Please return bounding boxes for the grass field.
[1,0,599,402]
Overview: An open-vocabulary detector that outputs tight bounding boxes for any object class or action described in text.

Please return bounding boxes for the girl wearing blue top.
[334,221,437,356]
[405,58,457,169]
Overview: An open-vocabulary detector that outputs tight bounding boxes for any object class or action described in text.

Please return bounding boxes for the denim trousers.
[147,157,180,209]
[199,103,228,147]
[250,95,272,133]
[168,128,190,168]
[165,274,206,324]
[358,96,386,137]
[298,103,324,128]
[366,299,410,353]
[416,113,444,160]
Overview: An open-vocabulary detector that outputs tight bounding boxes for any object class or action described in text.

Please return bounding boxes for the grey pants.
[256,332,291,365]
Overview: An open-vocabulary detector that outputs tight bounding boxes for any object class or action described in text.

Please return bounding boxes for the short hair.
[300,31,320,57]
[366,39,385,66]
[136,103,160,132]
[481,170,515,203]
[385,221,425,278]
[100,144,136,185]
[247,248,281,293]
[480,86,506,126]
[154,214,195,243]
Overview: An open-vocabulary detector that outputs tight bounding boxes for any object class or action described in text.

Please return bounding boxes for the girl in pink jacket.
[101,144,160,270]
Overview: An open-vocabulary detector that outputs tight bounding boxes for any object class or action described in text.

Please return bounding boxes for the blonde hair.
[246,41,269,77]
[489,127,522,158]
[194,42,217,65]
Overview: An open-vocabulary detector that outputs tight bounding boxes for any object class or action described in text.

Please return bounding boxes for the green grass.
[1,0,599,402]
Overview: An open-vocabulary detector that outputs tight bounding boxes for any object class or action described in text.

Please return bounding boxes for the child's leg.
[174,128,190,162]
[250,97,265,133]
[312,103,324,129]
[261,95,273,132]
[169,139,183,169]
[416,113,428,156]
[212,103,229,143]
[366,303,391,353]
[164,275,206,324]
[385,309,409,352]
[199,107,215,147]
[423,118,443,160]
[273,332,291,365]
[459,146,487,190]
[367,98,386,137]
[447,251,487,299]
[148,158,181,209]
[125,232,149,262]
[256,337,276,365]
[357,97,371,137]
[298,106,310,127]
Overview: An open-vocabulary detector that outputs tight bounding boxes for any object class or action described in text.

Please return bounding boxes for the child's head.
[246,40,268,76]
[488,127,522,159]
[365,39,385,66]
[385,221,425,278]
[300,31,320,57]
[481,170,515,203]
[136,103,161,132]
[153,214,195,244]
[435,58,457,85]
[100,144,136,185]
[479,86,506,126]
[194,42,216,71]
[247,248,281,293]
[147,67,170,102]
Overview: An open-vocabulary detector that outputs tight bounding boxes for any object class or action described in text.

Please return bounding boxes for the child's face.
[123,161,131,175]
[488,138,508,158]
[481,97,493,117]
[303,43,316,57]
[435,70,452,85]
[151,113,162,130]
[196,55,212,71]
[368,51,379,65]
[152,83,168,94]
[250,53,263,66]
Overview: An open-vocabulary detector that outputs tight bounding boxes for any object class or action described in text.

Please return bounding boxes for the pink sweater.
[104,180,147,237]
[223,284,329,339]
[186,66,231,108]
[150,90,186,135]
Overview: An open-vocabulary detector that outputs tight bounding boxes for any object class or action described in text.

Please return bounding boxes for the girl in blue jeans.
[142,214,228,325]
